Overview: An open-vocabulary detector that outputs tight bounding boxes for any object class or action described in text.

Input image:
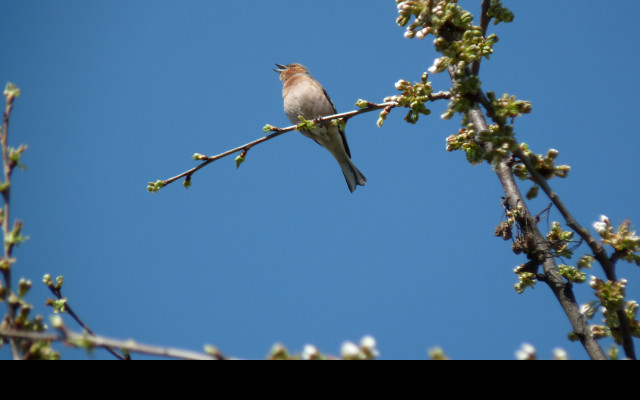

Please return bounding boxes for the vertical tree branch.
[1,88,20,360]
[513,147,636,360]
[467,106,607,360]
[473,0,493,76]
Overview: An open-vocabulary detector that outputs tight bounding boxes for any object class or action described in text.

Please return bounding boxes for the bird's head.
[274,63,311,84]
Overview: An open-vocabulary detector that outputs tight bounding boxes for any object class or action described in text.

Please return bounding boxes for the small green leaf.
[235,155,245,169]
[263,124,276,133]
[4,82,21,102]
[52,298,67,314]
[147,180,165,193]
[526,185,539,200]
[355,99,371,109]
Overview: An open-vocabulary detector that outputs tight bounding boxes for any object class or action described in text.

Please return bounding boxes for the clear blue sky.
[1,0,639,360]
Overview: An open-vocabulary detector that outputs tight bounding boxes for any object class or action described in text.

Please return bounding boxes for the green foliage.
[428,346,450,360]
[512,144,571,199]
[3,82,21,103]
[487,92,532,125]
[558,264,586,284]
[183,175,192,188]
[578,255,595,270]
[487,0,515,25]
[446,125,482,164]
[384,74,434,125]
[8,145,28,171]
[4,221,29,249]
[397,0,499,68]
[588,277,640,345]
[594,216,640,266]
[147,180,165,193]
[296,115,317,131]
[547,221,575,258]
[513,265,537,294]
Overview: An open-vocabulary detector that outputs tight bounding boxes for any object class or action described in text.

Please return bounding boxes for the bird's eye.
[289,64,297,68]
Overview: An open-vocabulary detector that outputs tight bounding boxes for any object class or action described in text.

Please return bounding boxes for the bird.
[274,63,366,193]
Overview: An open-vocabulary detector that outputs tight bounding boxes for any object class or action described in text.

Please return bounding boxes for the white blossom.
[515,343,536,360]
[340,341,360,360]
[301,344,319,360]
[552,348,569,360]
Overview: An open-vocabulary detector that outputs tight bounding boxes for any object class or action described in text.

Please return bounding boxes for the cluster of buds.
[546,221,575,258]
[397,0,499,78]
[515,343,537,360]
[383,74,434,125]
[514,343,569,360]
[3,275,55,359]
[514,145,570,181]
[590,276,627,312]
[268,335,379,360]
[513,144,570,199]
[427,346,449,360]
[583,277,639,345]
[513,265,537,294]
[146,180,165,193]
[593,216,640,265]
[505,203,523,226]
[590,324,611,340]
[487,0,515,25]
[446,123,518,168]
[43,274,68,314]
[397,0,474,40]
[626,301,640,337]
[558,264,586,284]
[552,348,569,360]
[340,335,380,360]
[446,125,484,165]
[441,75,481,121]
[3,82,21,106]
[488,92,532,126]
[478,124,517,169]
[580,301,598,320]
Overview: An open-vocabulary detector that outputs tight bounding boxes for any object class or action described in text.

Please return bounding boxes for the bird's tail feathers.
[339,159,367,193]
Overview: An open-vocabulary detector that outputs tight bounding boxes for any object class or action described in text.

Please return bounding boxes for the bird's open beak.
[274,63,287,74]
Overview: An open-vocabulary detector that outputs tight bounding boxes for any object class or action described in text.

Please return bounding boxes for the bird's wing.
[321,87,352,159]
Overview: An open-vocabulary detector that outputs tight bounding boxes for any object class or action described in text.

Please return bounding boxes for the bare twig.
[153,94,451,190]
[1,88,20,360]
[0,326,225,361]
[160,103,397,188]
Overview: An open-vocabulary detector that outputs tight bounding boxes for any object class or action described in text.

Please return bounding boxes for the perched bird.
[274,63,366,193]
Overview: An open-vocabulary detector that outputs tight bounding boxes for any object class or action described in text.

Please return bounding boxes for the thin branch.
[45,283,127,360]
[513,147,637,360]
[1,91,20,360]
[479,0,493,38]
[153,94,451,190]
[473,0,493,76]
[161,103,397,187]
[0,327,224,361]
